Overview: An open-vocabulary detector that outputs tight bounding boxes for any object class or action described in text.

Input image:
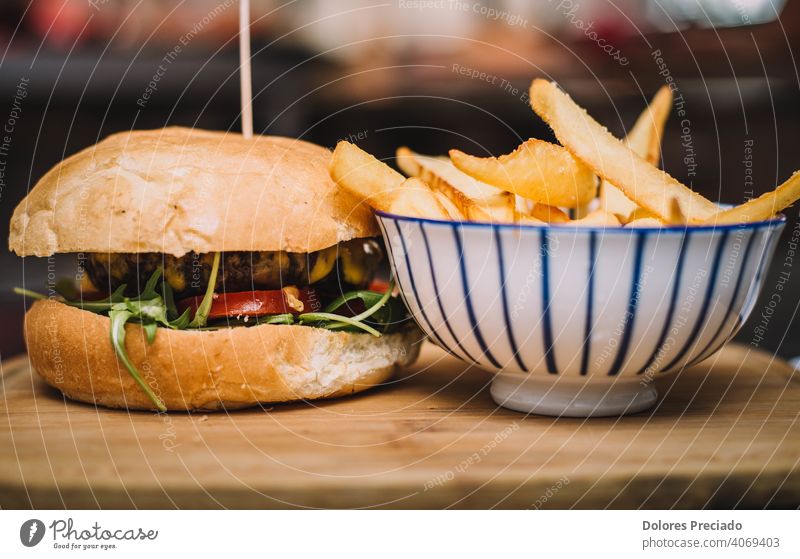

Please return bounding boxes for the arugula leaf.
[86,284,129,310]
[143,321,158,345]
[14,285,127,313]
[109,307,166,412]
[189,252,221,328]
[298,280,397,337]
[298,312,382,337]
[125,297,170,327]
[55,278,79,300]
[325,296,406,334]
[366,295,407,331]
[263,313,295,325]
[323,284,390,315]
[341,279,394,322]
[13,287,48,301]
[158,278,192,328]
[140,267,163,300]
[316,279,403,333]
[161,277,179,319]
[169,308,192,329]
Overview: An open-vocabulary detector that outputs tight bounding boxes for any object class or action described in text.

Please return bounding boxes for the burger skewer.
[239,0,253,139]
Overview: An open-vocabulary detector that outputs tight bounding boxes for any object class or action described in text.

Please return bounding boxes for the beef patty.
[83,239,382,297]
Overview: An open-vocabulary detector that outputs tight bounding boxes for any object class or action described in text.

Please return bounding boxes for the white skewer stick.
[239,0,253,139]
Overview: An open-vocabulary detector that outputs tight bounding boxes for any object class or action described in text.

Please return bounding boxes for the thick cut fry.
[397,147,514,221]
[397,147,510,202]
[389,178,457,220]
[330,141,405,211]
[529,203,570,223]
[668,197,688,225]
[626,86,672,166]
[431,189,466,220]
[471,200,516,222]
[560,209,621,227]
[515,213,546,225]
[529,79,718,222]
[515,195,535,215]
[512,197,565,223]
[330,142,456,220]
[601,86,672,222]
[627,207,661,222]
[449,139,597,208]
[702,171,800,224]
[626,217,665,228]
[600,183,639,222]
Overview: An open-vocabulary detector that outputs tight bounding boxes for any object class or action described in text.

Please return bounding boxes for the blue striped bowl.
[376,212,785,417]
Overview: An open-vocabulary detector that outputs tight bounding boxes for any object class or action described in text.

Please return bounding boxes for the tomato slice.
[177,287,321,320]
[367,279,391,294]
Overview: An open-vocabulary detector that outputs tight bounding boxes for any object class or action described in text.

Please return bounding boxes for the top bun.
[9,127,378,256]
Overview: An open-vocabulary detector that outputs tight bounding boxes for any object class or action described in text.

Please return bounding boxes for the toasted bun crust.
[9,128,378,257]
[25,300,422,411]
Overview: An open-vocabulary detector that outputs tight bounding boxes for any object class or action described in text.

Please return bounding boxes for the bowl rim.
[374,210,787,234]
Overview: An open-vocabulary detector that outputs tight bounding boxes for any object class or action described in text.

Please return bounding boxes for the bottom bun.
[24,300,423,411]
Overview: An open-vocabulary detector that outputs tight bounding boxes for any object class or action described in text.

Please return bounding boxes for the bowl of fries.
[329,79,794,417]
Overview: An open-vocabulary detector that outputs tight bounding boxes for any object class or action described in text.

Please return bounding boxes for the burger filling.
[16,238,412,411]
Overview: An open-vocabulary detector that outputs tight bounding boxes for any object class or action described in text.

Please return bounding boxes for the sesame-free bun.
[25,300,422,411]
[9,127,378,257]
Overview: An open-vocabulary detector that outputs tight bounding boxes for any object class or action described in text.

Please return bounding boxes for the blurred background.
[0,0,798,360]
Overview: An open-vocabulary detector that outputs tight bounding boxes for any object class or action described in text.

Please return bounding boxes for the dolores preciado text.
[643,520,743,531]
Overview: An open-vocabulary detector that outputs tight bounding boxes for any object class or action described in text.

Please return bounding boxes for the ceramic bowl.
[376,211,785,417]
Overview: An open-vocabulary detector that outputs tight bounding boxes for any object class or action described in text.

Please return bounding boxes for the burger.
[9,127,421,411]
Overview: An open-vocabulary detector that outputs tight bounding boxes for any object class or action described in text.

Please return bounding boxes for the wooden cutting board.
[1,342,798,509]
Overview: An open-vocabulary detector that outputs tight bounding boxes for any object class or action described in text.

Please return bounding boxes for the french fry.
[330,142,457,220]
[562,209,621,227]
[511,197,563,224]
[397,147,510,202]
[529,79,718,222]
[515,195,535,215]
[600,183,639,222]
[529,203,570,223]
[626,217,665,228]
[668,197,688,225]
[601,86,672,223]
[449,138,597,208]
[330,141,405,212]
[626,86,672,166]
[515,213,546,225]
[471,199,516,222]
[702,171,800,224]
[431,189,466,220]
[397,147,514,221]
[627,207,661,222]
[389,178,458,220]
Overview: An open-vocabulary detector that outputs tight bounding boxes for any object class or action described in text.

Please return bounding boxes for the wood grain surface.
[0,342,798,509]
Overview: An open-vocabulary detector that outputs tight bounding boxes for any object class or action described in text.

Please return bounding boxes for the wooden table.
[1,343,798,509]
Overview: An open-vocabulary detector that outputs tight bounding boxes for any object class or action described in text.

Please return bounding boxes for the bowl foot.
[490,372,658,417]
